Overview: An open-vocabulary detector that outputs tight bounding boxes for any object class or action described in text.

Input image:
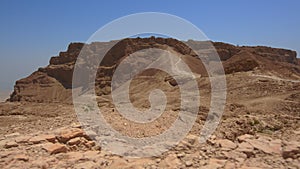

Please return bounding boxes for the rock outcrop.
[8,37,300,103]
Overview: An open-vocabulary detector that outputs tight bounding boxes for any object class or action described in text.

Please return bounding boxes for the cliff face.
[9,37,300,103]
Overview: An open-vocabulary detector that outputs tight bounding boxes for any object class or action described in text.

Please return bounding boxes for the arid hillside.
[0,37,299,169]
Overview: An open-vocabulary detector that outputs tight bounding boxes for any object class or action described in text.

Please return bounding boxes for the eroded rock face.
[8,37,300,103]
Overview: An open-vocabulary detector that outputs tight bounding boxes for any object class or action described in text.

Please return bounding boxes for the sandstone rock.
[57,128,84,143]
[282,141,300,159]
[29,134,56,144]
[176,152,185,158]
[215,139,237,150]
[0,150,15,158]
[73,161,98,169]
[159,154,181,168]
[107,156,128,169]
[4,141,18,148]
[14,154,29,161]
[237,142,254,157]
[222,150,247,162]
[67,137,82,146]
[15,136,31,143]
[185,134,199,146]
[42,143,68,154]
[84,141,96,148]
[237,134,254,142]
[4,132,20,138]
[185,160,193,167]
[83,150,100,160]
[44,134,56,143]
[205,158,227,169]
[65,151,84,161]
[31,160,49,169]
[247,137,281,154]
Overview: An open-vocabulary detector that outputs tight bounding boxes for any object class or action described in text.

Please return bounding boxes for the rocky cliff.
[8,37,300,103]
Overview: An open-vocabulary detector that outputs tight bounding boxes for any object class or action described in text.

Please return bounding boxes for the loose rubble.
[0,124,299,169]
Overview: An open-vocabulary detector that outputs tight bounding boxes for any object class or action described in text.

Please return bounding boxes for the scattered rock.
[185,160,193,167]
[65,151,84,161]
[215,139,237,150]
[73,161,97,169]
[159,154,181,168]
[236,142,254,157]
[42,143,68,154]
[67,137,82,146]
[44,134,57,143]
[15,136,31,143]
[5,132,20,138]
[176,152,185,158]
[14,154,29,161]
[57,128,84,143]
[4,141,18,148]
[247,137,281,154]
[237,134,254,142]
[282,141,300,159]
[206,158,227,168]
[84,141,96,148]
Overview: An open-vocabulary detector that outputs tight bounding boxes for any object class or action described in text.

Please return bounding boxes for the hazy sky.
[0,0,299,93]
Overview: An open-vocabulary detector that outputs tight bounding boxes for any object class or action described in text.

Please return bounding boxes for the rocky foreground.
[0,123,299,169]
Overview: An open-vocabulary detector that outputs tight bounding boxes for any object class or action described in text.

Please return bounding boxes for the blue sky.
[0,0,299,92]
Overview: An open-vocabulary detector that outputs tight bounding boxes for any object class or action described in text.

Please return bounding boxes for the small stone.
[155,158,161,163]
[14,154,29,161]
[42,143,68,154]
[84,141,96,148]
[4,141,18,148]
[29,136,43,144]
[185,160,193,167]
[15,136,31,143]
[210,135,216,140]
[66,151,83,161]
[159,154,181,168]
[43,134,56,143]
[71,123,82,128]
[108,157,129,169]
[57,128,84,143]
[222,151,247,161]
[247,138,281,154]
[207,158,227,168]
[84,150,100,160]
[0,150,14,158]
[237,134,254,142]
[185,134,198,146]
[177,152,185,158]
[282,141,300,159]
[5,132,20,138]
[73,161,97,169]
[237,142,254,157]
[29,134,56,144]
[84,130,97,140]
[216,139,237,150]
[67,137,82,145]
